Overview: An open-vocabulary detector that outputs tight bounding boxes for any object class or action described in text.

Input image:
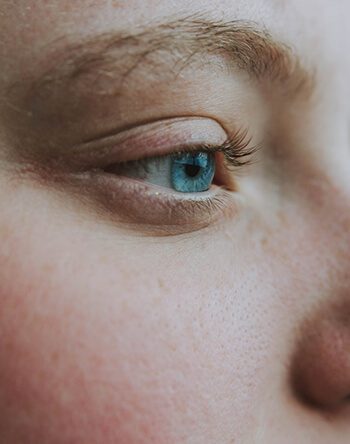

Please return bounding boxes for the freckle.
[260,236,268,247]
[42,262,55,274]
[169,342,177,352]
[157,278,166,289]
[99,254,109,264]
[0,223,12,239]
[51,351,60,365]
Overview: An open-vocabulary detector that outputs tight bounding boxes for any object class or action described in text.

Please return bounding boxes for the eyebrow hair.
[9,16,315,105]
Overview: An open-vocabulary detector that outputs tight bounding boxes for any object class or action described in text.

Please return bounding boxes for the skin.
[0,1,350,443]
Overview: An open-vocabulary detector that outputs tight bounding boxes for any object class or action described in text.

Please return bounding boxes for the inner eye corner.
[211,152,233,189]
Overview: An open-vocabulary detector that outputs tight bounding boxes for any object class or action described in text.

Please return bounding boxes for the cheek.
[0,228,179,443]
[0,185,322,443]
[0,213,277,443]
[0,243,204,443]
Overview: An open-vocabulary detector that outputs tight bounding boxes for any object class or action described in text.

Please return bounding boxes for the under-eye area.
[71,170,240,235]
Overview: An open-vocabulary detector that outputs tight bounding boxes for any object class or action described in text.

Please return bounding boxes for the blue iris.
[171,152,215,193]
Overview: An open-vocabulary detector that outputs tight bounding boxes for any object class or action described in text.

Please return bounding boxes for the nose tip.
[292,301,350,410]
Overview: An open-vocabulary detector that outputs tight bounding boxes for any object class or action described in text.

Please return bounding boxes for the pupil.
[185,164,201,178]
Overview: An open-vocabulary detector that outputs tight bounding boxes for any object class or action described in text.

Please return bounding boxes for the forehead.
[0,0,335,43]
[0,1,339,77]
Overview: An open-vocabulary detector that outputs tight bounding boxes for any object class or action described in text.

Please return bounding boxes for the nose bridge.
[314,184,350,293]
[326,185,350,262]
[303,166,350,270]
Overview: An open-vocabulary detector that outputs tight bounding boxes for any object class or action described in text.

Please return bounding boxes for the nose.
[292,299,350,410]
[288,167,350,412]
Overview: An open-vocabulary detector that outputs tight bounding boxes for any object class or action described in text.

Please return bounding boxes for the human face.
[0,1,349,443]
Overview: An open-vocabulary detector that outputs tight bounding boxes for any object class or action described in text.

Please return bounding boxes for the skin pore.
[0,1,349,443]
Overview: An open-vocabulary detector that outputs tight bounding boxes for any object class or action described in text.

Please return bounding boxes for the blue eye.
[111,151,216,193]
[171,152,215,193]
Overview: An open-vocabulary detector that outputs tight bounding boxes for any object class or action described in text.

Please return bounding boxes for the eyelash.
[215,128,257,168]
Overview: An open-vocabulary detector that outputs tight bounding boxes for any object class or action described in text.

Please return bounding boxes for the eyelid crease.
[104,126,258,172]
[62,116,229,171]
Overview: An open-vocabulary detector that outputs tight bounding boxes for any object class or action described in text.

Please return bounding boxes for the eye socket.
[106,151,216,194]
[61,118,257,233]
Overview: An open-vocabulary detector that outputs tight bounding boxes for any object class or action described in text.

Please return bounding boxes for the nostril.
[291,303,350,411]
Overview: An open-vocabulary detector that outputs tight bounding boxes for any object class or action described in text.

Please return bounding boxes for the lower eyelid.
[66,170,240,234]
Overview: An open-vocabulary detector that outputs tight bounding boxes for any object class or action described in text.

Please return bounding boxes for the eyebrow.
[10,16,315,104]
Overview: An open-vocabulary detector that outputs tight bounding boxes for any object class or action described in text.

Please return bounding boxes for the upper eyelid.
[112,130,256,170]
[66,117,229,168]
